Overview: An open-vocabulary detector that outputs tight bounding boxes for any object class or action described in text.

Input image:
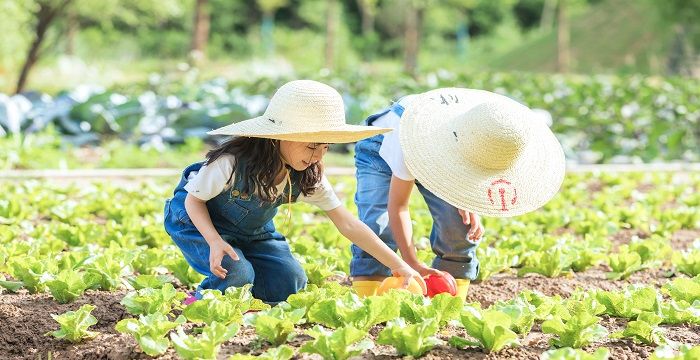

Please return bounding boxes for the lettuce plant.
[47,304,99,343]
[612,312,666,345]
[541,298,608,348]
[115,313,185,356]
[250,307,305,345]
[377,318,441,357]
[308,292,399,331]
[450,306,519,352]
[301,325,373,360]
[541,347,610,360]
[170,322,239,360]
[120,283,185,315]
[229,345,295,360]
[44,269,90,304]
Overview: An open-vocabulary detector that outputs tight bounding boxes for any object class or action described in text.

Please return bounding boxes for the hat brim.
[207,116,391,143]
[399,88,566,217]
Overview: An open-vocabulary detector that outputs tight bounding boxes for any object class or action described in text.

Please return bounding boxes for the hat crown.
[455,101,534,170]
[264,80,346,131]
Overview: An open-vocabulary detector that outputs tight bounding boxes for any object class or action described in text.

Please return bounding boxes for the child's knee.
[220,256,255,288]
[282,261,308,289]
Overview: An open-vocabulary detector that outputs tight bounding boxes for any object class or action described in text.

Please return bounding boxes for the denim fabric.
[350,105,480,280]
[164,160,307,304]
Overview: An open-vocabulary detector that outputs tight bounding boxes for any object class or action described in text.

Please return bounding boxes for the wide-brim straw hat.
[208,80,390,143]
[399,88,565,217]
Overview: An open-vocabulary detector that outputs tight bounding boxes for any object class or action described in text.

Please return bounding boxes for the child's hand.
[408,261,444,278]
[391,265,427,295]
[209,240,239,279]
[458,209,484,241]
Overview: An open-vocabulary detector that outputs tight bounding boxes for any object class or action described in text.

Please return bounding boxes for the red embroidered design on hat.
[487,179,518,212]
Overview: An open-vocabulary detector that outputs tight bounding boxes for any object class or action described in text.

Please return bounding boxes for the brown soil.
[2,264,699,360]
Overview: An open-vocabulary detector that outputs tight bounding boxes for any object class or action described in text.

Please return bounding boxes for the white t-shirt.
[184,155,342,211]
[372,95,418,181]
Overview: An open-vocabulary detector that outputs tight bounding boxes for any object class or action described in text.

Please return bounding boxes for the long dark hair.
[205,137,323,203]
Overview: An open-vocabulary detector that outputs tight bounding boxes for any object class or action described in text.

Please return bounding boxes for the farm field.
[1,171,699,359]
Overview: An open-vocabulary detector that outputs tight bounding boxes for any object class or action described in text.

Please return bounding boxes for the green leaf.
[456,306,519,352]
[184,287,263,326]
[541,347,611,360]
[663,276,700,304]
[659,299,700,325]
[595,285,660,319]
[120,283,185,315]
[229,345,295,360]
[606,249,645,280]
[115,313,185,356]
[541,299,608,348]
[251,307,305,346]
[170,322,239,360]
[0,274,23,293]
[493,296,536,334]
[377,318,441,357]
[612,311,665,345]
[44,269,90,304]
[127,274,174,290]
[301,325,373,360]
[47,304,99,343]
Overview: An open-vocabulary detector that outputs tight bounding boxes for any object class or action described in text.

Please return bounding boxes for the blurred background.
[0,0,698,170]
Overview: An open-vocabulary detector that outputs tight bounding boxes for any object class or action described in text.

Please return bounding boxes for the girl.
[163,80,425,304]
[351,88,566,298]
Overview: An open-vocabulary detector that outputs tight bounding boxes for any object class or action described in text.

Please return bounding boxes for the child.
[351,88,565,298]
[164,80,425,304]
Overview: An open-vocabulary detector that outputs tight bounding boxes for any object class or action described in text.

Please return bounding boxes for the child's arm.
[326,205,427,292]
[185,193,240,279]
[387,175,443,277]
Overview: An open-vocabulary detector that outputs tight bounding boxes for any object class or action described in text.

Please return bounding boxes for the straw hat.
[208,80,390,143]
[399,88,565,217]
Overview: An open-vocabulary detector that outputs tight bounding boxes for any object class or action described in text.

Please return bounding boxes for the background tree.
[325,0,339,70]
[355,0,379,60]
[15,0,186,94]
[256,0,289,56]
[651,0,700,75]
[190,0,210,63]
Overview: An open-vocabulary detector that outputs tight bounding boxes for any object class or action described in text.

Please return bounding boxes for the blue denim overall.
[164,160,307,304]
[350,102,480,280]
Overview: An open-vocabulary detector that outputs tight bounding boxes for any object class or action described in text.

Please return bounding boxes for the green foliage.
[541,296,608,348]
[378,318,442,357]
[250,307,305,346]
[595,285,660,319]
[170,322,239,360]
[44,269,90,304]
[492,296,537,334]
[120,283,185,315]
[541,347,611,360]
[673,250,700,277]
[47,304,99,343]
[183,286,269,326]
[517,246,575,278]
[606,247,646,280]
[127,274,174,290]
[612,312,666,345]
[307,292,400,331]
[115,313,186,356]
[651,344,700,360]
[301,325,373,360]
[450,306,519,352]
[229,345,295,360]
[663,276,700,304]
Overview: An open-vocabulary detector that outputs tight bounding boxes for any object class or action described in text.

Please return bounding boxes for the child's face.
[279,141,329,171]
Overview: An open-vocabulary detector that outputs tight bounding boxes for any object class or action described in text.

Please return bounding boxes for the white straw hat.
[399,88,565,217]
[208,80,390,143]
